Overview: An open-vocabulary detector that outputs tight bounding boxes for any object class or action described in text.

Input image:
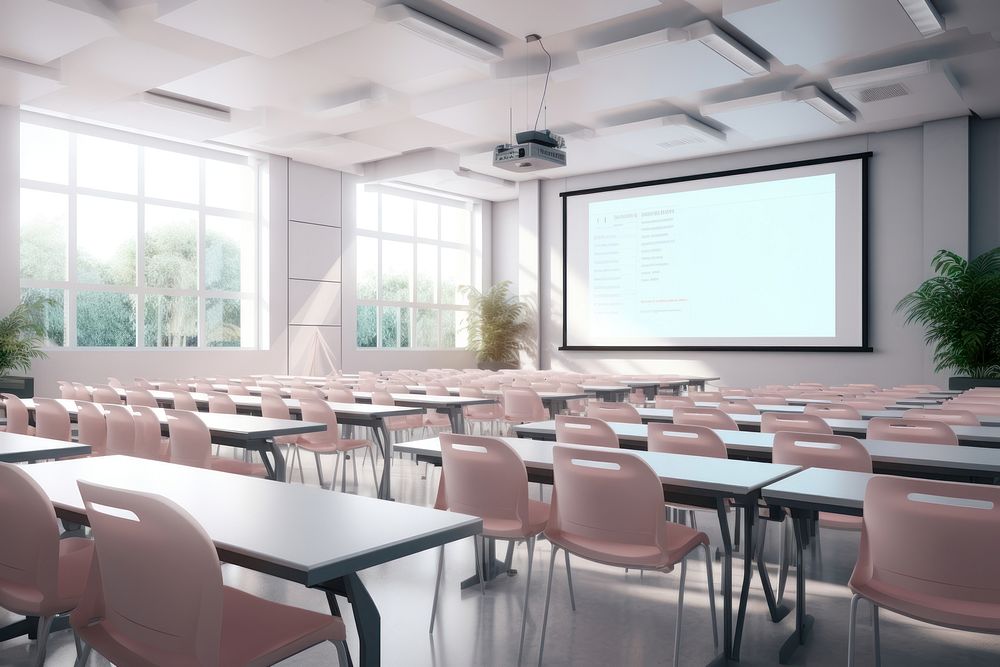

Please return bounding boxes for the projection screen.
[560,153,871,351]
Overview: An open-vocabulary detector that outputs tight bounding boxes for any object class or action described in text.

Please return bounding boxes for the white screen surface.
[563,157,867,349]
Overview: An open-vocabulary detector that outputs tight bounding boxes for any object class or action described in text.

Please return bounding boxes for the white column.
[0,106,19,314]
[517,180,540,369]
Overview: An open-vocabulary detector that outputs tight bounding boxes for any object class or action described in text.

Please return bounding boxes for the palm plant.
[460,281,530,368]
[896,247,1000,378]
[0,295,51,377]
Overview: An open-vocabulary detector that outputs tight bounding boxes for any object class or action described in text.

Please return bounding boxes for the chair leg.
[352,449,359,486]
[341,450,348,492]
[331,453,341,491]
[517,536,536,664]
[74,641,92,667]
[848,594,861,667]
[429,545,446,634]
[690,510,698,531]
[673,558,688,667]
[314,451,326,488]
[564,549,576,611]
[333,639,351,667]
[537,546,560,667]
[33,615,54,667]
[872,602,881,667]
[369,445,379,494]
[702,543,719,649]
[473,536,485,596]
[777,519,790,605]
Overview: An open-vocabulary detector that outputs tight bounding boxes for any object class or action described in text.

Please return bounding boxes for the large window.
[355,186,482,349]
[19,116,259,348]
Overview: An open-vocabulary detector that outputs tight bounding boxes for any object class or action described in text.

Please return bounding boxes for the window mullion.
[66,133,78,348]
[135,147,146,349]
[198,157,207,348]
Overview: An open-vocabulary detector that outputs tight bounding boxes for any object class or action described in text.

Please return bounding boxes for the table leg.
[643,385,657,400]
[709,498,734,665]
[779,514,814,664]
[0,615,69,643]
[447,407,465,434]
[372,421,393,501]
[321,572,380,667]
[460,536,512,589]
[732,500,755,661]
[259,437,286,482]
[755,517,792,622]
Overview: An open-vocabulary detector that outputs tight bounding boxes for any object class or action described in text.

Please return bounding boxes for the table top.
[0,431,91,462]
[22,456,481,586]
[640,406,1000,428]
[761,467,872,513]
[395,436,800,497]
[350,392,496,407]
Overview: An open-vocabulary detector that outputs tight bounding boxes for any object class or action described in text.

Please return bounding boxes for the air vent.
[659,136,707,148]
[141,89,231,121]
[856,82,910,103]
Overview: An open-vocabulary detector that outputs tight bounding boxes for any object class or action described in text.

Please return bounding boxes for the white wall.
[533,120,970,387]
[971,117,1000,256]
[0,107,18,316]
[491,199,519,290]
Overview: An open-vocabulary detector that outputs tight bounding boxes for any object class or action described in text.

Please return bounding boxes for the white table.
[22,399,324,482]
[394,436,800,664]
[350,392,495,434]
[0,431,90,462]
[20,456,481,667]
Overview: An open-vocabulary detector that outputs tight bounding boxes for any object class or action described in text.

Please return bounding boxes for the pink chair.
[459,386,503,436]
[584,401,641,424]
[866,417,958,445]
[804,403,862,420]
[91,385,122,404]
[538,445,718,665]
[431,434,551,662]
[672,407,739,431]
[125,389,158,408]
[502,387,549,430]
[72,383,92,402]
[847,476,1000,666]
[0,463,94,666]
[290,386,325,400]
[554,415,619,448]
[131,406,170,461]
[557,383,588,416]
[844,399,893,410]
[326,387,356,404]
[226,383,250,396]
[747,395,788,406]
[207,391,237,414]
[167,409,266,476]
[34,398,71,441]
[76,401,108,457]
[423,385,454,432]
[903,408,979,426]
[648,423,728,458]
[72,480,348,666]
[944,400,1000,416]
[1,393,32,435]
[171,391,198,412]
[371,390,425,443]
[292,399,377,492]
[761,412,833,435]
[689,391,724,402]
[58,381,75,399]
[718,400,759,415]
[104,404,137,457]
[893,383,940,392]
[654,395,694,409]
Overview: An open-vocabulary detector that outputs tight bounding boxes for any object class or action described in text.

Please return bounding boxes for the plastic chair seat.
[818,512,863,530]
[0,538,93,617]
[296,437,371,455]
[850,575,1000,634]
[547,521,708,571]
[424,412,452,427]
[208,457,268,478]
[483,499,550,539]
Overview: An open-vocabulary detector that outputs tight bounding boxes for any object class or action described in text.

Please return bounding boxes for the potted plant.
[0,294,53,398]
[460,281,531,371]
[896,247,1000,390]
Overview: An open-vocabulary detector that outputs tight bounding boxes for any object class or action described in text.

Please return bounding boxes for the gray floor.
[3,445,999,666]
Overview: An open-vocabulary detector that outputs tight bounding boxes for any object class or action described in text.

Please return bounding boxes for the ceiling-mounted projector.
[493,129,566,172]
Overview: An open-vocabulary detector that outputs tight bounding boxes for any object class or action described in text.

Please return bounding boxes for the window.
[355,186,482,349]
[19,116,259,348]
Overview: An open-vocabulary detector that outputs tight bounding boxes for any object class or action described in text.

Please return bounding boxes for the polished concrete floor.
[3,447,1000,666]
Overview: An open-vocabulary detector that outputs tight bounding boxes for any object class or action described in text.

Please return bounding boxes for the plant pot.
[949,377,1000,391]
[478,360,519,372]
[0,375,34,398]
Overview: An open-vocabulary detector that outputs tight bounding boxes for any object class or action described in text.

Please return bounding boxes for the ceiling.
[4,0,1000,201]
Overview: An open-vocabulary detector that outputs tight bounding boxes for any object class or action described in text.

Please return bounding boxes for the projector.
[493,129,566,172]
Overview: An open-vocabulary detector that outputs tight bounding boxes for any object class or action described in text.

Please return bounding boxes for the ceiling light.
[308,84,387,116]
[596,113,725,142]
[795,86,855,123]
[140,90,231,121]
[897,0,945,36]
[577,28,687,63]
[376,4,502,64]
[685,21,769,76]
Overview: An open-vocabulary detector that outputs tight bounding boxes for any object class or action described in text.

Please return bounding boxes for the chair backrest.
[256,386,283,398]
[107,377,124,388]
[894,384,940,392]
[852,476,1000,615]
[131,406,166,461]
[672,407,738,431]
[718,400,759,415]
[843,399,892,410]
[103,404,136,457]
[952,394,1000,405]
[132,378,153,389]
[226,383,249,396]
[76,401,108,455]
[171,391,198,412]
[326,388,355,404]
[804,403,862,420]
[206,392,236,415]
[654,396,695,409]
[866,417,958,445]
[554,415,619,448]
[290,386,325,400]
[0,463,63,609]
[502,387,548,422]
[166,410,211,468]
[647,423,727,458]
[72,383,92,402]
[548,445,668,556]
[0,393,30,435]
[760,412,833,435]
[260,393,292,420]
[297,399,339,446]
[91,385,122,404]
[34,398,71,441]
[531,382,558,392]
[584,401,641,424]
[193,382,214,394]
[125,389,158,408]
[436,434,531,530]
[58,381,75,399]
[689,391,724,402]
[747,395,788,405]
[74,480,224,665]
[772,432,872,473]
[904,408,979,426]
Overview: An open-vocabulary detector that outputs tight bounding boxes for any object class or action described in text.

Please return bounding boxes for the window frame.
[18,113,262,350]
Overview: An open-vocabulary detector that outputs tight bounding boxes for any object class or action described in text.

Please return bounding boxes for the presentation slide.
[562,156,867,349]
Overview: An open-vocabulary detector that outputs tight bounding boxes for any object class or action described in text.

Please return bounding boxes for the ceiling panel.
[830,60,967,124]
[947,47,1000,118]
[0,61,63,106]
[439,0,661,38]
[703,89,852,140]
[723,0,926,67]
[155,0,374,58]
[0,0,115,65]
[346,117,479,152]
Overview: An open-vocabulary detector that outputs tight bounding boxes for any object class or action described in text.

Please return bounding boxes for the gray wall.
[971,117,1000,256]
